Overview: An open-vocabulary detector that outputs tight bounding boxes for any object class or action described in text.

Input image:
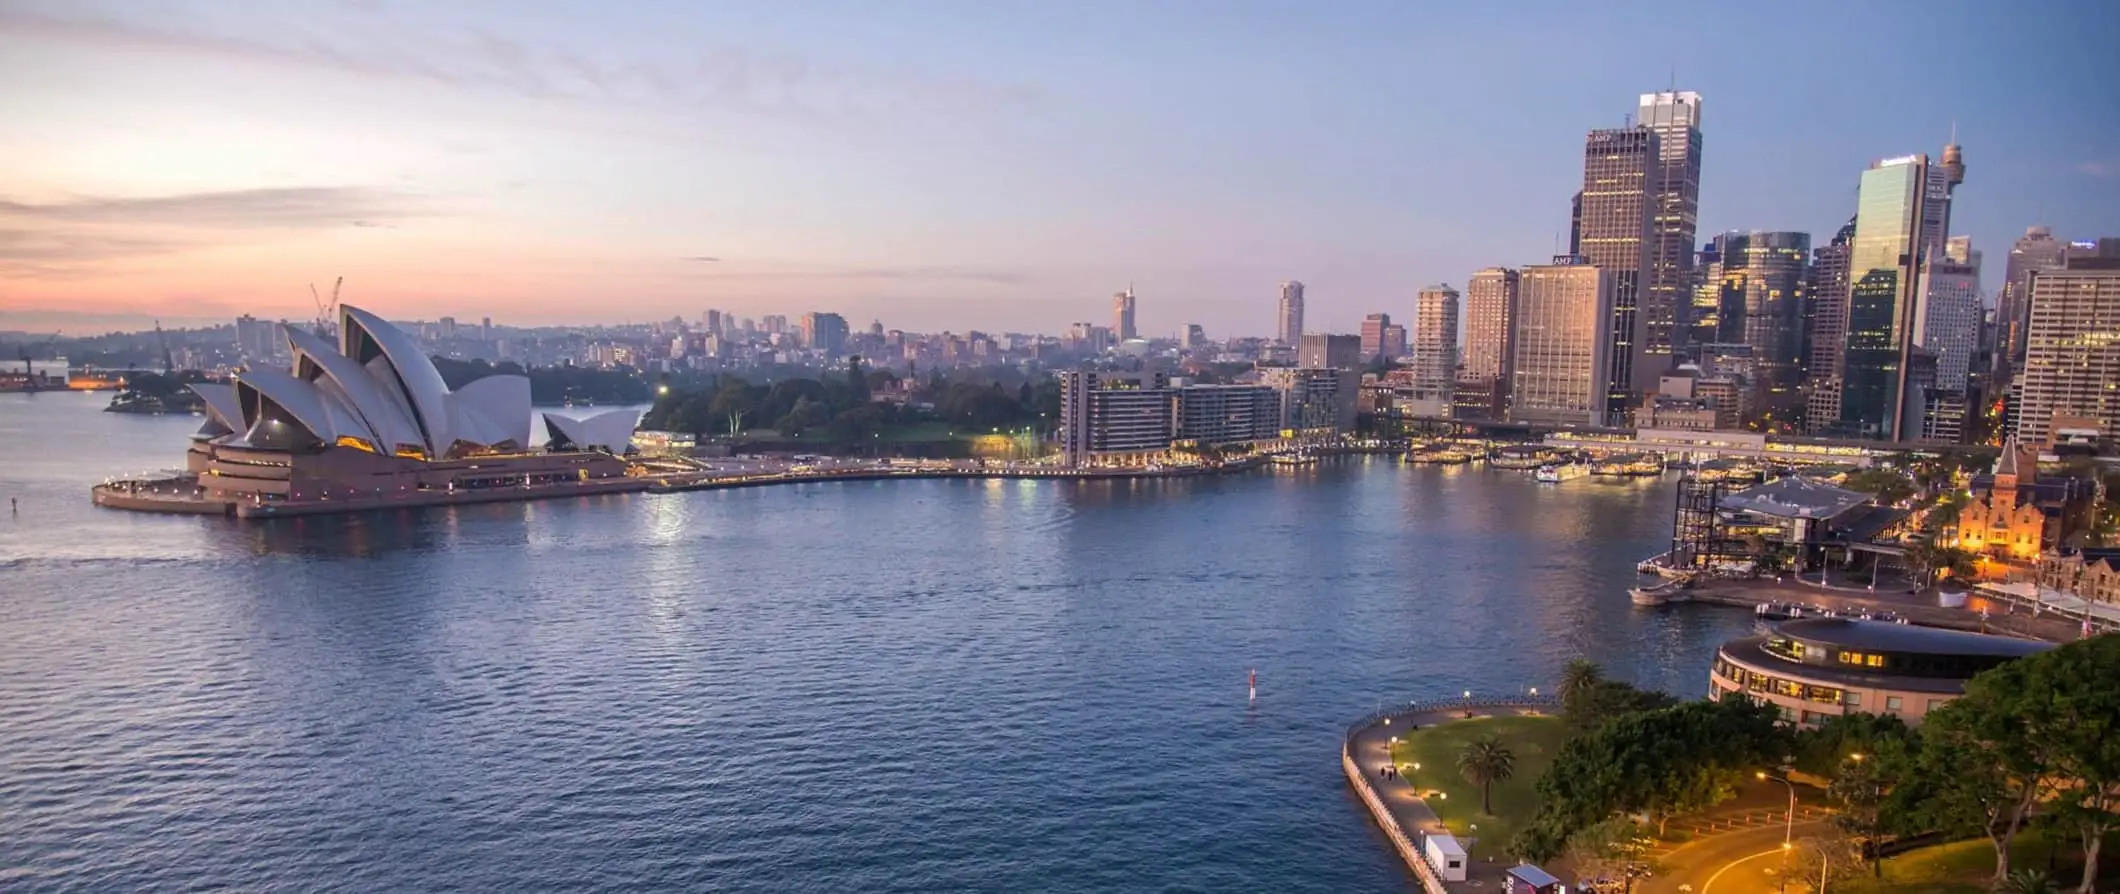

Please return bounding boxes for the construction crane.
[15,332,60,389]
[311,276,343,337]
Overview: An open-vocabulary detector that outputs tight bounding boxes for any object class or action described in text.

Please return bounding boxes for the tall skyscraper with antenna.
[1112,285,1137,342]
[1637,91,1704,375]
[1834,140,1966,440]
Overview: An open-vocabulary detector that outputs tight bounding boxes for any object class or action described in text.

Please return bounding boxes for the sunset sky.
[3,0,2117,336]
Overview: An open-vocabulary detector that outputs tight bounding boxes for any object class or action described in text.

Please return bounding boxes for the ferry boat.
[1487,445,1553,470]
[1630,581,1691,606]
[1533,462,1589,483]
[1404,447,1473,465]
[1270,452,1320,467]
[1590,453,1664,477]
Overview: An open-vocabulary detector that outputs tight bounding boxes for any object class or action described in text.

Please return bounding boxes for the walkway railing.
[1341,694,1558,892]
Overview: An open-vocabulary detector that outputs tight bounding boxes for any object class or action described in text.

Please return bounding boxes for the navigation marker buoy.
[1248,668,1257,702]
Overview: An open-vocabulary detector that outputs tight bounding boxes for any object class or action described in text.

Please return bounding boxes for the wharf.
[92,454,1284,520]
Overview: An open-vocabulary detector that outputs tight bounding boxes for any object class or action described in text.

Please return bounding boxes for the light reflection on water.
[0,395,1756,892]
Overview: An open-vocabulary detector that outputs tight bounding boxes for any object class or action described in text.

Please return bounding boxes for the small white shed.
[1423,832,1468,882]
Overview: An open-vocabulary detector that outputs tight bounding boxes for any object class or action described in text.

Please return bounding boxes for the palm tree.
[1457,735,1516,814]
[1557,659,1604,703]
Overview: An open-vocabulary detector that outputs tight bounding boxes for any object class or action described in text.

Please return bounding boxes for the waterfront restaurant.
[1670,475,1908,575]
[1708,618,2051,727]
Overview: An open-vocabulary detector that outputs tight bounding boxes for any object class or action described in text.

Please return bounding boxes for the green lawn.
[1386,713,1567,863]
[1830,829,2099,894]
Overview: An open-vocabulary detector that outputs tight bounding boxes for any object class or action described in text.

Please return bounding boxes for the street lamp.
[1757,770,1797,846]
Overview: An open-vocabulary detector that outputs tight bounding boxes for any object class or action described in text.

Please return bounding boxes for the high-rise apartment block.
[1509,258,1616,427]
[1278,281,1306,345]
[1298,333,1362,370]
[1257,366,1350,433]
[1639,90,1704,383]
[2014,255,2120,445]
[1461,267,1520,418]
[1835,146,1963,440]
[1059,371,1173,466]
[1576,127,1659,419]
[1360,313,1394,360]
[1998,226,2070,376]
[1803,218,1857,432]
[1412,284,1461,405]
[1918,248,1982,394]
[1057,371,1284,467]
[801,312,851,355]
[1381,324,1407,362]
[1112,287,1138,342]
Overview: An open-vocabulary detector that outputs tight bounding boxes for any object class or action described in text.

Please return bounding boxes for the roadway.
[1641,820,1831,894]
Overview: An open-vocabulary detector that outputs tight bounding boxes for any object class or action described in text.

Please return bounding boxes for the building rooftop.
[1722,636,1994,695]
[1506,865,1563,887]
[1774,618,2052,659]
[1721,477,1871,520]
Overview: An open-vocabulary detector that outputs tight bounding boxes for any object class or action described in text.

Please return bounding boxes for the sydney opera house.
[97,306,647,518]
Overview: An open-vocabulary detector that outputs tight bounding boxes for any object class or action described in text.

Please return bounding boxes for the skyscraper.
[1803,218,1857,432]
[1278,281,1305,345]
[1836,146,1964,440]
[1112,286,1138,342]
[1510,258,1615,427]
[801,312,850,355]
[1716,231,1810,392]
[2014,255,2120,444]
[1298,333,1362,370]
[1411,285,1461,403]
[1360,313,1393,360]
[1462,268,1520,384]
[1996,226,2069,376]
[1917,249,1981,394]
[1639,90,1705,379]
[1576,126,1659,420]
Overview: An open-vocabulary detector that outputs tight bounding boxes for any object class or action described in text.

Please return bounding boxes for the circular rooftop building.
[1709,617,2051,727]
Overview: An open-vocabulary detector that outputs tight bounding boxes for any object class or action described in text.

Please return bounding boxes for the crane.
[311,275,343,337]
[16,332,60,388]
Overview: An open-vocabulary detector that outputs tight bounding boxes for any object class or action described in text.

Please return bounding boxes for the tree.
[1562,678,1678,736]
[775,396,830,437]
[1830,753,1891,876]
[1560,816,1653,886]
[1557,659,1604,703]
[1788,828,1867,892]
[1842,468,1917,505]
[1907,636,2120,890]
[845,355,870,406]
[1458,736,1517,815]
[1515,697,1789,862]
[2009,634,2120,894]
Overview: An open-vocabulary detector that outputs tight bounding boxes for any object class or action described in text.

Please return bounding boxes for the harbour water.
[0,392,1757,892]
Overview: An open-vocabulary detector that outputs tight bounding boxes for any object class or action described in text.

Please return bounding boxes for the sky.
[2,0,2117,337]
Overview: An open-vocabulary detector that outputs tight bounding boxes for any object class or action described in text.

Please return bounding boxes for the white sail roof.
[220,304,534,458]
[541,409,642,452]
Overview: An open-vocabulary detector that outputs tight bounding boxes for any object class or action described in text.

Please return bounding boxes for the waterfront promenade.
[1343,696,1557,892]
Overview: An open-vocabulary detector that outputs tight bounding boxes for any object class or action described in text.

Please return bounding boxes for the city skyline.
[3,0,2118,336]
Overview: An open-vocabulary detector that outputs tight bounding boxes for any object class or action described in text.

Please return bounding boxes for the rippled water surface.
[0,393,1754,892]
